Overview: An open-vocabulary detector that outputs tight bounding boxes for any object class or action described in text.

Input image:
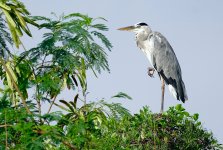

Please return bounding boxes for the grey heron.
[118,22,188,112]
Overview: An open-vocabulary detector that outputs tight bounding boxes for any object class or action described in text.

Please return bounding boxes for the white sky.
[20,0,223,143]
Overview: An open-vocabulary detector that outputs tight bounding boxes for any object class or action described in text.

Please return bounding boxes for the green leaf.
[2,9,16,28]
[59,99,74,112]
[5,14,20,47]
[175,104,185,111]
[93,17,108,22]
[193,113,199,121]
[54,102,69,111]
[112,92,132,100]
[6,61,18,83]
[14,9,32,37]
[15,25,23,37]
[0,2,11,11]
[64,13,92,25]
[23,16,40,27]
[91,31,112,51]
[71,74,78,86]
[91,24,108,31]
[70,94,78,109]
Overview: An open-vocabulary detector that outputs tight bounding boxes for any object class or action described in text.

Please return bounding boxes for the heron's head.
[118,22,150,34]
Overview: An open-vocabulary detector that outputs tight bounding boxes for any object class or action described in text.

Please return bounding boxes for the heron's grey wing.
[149,32,188,102]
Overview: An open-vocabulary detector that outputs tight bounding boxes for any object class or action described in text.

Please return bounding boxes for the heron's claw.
[148,67,155,78]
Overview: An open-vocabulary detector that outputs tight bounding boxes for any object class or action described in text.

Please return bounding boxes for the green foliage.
[1,99,221,149]
[96,104,221,150]
[0,0,38,48]
[24,13,112,73]
[0,13,12,58]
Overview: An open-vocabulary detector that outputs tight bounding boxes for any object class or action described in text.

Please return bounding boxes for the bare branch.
[47,95,57,114]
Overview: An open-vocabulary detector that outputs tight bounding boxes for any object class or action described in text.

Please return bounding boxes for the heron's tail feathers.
[168,79,188,103]
[177,79,188,102]
[168,85,178,100]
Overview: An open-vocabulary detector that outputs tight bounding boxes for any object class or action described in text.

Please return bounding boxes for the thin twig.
[47,95,58,114]
[0,124,12,128]
[47,73,66,114]
[5,112,8,150]
[62,140,77,150]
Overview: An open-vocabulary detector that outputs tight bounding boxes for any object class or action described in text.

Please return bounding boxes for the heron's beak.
[117,25,135,31]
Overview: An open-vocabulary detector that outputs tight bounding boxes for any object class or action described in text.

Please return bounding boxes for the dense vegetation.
[0,1,222,149]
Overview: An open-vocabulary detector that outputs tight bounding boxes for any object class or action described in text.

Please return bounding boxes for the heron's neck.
[135,27,151,40]
[135,27,152,49]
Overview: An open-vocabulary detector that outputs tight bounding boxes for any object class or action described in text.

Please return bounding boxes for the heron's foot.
[148,67,155,78]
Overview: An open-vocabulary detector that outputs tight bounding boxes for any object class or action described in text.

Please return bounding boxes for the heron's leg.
[160,77,165,113]
[147,67,155,78]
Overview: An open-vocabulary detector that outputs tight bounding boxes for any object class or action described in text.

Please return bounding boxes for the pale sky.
[20,0,223,143]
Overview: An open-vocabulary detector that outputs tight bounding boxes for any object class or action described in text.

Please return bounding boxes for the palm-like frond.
[0,13,12,59]
[0,0,38,48]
